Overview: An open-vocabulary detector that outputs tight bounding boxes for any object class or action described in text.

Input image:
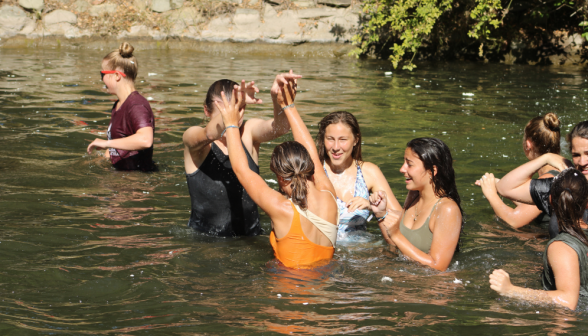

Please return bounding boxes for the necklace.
[413,198,438,221]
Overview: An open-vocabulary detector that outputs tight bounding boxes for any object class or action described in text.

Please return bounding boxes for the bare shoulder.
[548,240,577,259]
[183,125,203,142]
[360,161,384,176]
[436,198,462,221]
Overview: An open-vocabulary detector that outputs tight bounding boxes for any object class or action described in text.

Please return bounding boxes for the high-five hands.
[271,70,302,107]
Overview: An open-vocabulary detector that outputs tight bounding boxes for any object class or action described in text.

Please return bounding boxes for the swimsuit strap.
[290,190,339,247]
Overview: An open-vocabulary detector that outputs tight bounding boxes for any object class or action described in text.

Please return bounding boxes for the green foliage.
[352,0,454,70]
[352,0,587,70]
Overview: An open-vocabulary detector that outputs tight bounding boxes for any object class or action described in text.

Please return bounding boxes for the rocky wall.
[0,0,360,44]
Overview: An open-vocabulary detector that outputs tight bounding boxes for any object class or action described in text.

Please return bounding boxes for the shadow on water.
[1,46,588,334]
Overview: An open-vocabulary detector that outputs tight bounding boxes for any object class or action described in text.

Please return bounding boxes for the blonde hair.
[103,42,138,81]
[524,113,561,156]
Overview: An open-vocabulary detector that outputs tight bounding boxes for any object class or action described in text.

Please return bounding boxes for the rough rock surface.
[44,9,77,25]
[151,0,171,12]
[19,0,44,12]
[171,0,183,9]
[89,3,117,17]
[0,5,31,36]
[74,0,91,12]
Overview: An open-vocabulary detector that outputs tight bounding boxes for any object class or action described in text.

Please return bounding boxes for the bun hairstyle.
[270,141,315,210]
[567,120,588,152]
[205,79,238,114]
[103,42,138,81]
[316,111,363,165]
[550,168,588,247]
[524,113,561,155]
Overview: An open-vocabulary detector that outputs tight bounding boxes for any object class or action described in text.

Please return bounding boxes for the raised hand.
[214,82,246,129]
[239,80,262,105]
[271,70,302,107]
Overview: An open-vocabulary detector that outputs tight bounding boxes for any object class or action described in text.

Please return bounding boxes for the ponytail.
[270,141,315,210]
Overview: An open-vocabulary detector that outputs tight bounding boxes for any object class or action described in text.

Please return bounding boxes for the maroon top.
[107,91,156,171]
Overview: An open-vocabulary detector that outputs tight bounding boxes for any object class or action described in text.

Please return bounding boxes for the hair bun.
[543,113,560,131]
[119,42,134,58]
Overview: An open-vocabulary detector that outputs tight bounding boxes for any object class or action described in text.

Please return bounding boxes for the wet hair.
[407,137,463,250]
[204,79,238,114]
[103,42,138,81]
[567,120,588,152]
[550,168,588,247]
[524,113,560,156]
[316,111,363,165]
[270,141,315,210]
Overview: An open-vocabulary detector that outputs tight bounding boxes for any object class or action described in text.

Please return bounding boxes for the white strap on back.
[291,190,339,247]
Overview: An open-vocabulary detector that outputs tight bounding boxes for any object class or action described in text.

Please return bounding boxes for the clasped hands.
[369,191,401,241]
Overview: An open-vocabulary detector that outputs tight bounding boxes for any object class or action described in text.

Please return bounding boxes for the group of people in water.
[87,43,588,310]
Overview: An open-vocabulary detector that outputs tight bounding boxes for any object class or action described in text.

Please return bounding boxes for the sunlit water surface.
[1,46,588,334]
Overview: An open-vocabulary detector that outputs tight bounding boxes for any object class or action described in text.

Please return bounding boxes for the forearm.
[496,158,546,199]
[485,192,531,229]
[105,132,152,151]
[283,106,319,160]
[502,285,574,309]
[204,113,226,141]
[225,128,253,181]
[272,98,290,137]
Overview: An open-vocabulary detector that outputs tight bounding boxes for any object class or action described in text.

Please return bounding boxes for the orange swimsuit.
[270,202,335,269]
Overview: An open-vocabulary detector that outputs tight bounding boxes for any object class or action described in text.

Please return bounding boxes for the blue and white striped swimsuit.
[324,163,370,241]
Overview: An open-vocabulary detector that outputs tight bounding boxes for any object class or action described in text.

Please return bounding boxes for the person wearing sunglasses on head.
[87,42,156,171]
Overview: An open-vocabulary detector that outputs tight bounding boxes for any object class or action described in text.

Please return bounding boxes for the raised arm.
[478,173,542,228]
[275,79,335,195]
[247,72,301,145]
[496,153,569,204]
[216,83,290,219]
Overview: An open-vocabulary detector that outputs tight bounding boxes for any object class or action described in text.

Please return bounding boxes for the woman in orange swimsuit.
[214,74,338,269]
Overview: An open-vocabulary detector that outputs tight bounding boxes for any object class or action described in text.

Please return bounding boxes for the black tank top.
[186,141,261,236]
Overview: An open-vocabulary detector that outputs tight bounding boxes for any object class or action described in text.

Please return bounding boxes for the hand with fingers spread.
[271,70,301,107]
[214,81,246,131]
[346,196,370,213]
[489,269,513,295]
[239,80,262,105]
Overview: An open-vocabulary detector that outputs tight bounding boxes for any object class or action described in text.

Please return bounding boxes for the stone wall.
[0,0,361,44]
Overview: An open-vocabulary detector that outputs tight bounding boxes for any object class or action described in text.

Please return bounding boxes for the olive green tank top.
[542,232,588,296]
[399,198,442,253]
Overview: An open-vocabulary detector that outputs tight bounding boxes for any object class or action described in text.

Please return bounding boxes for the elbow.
[139,136,153,150]
[430,263,449,272]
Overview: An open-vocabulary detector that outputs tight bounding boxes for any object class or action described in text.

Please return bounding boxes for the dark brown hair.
[103,42,138,81]
[524,113,561,155]
[270,141,315,210]
[550,168,588,247]
[316,111,363,165]
[567,120,588,152]
[204,79,238,114]
[407,137,463,251]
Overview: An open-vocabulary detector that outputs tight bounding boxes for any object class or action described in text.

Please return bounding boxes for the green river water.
[1,45,588,334]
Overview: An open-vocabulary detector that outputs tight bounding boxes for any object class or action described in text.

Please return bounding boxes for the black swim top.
[186,141,261,237]
[530,173,588,239]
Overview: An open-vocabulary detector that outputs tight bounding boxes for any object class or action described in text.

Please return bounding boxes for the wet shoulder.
[432,198,462,226]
